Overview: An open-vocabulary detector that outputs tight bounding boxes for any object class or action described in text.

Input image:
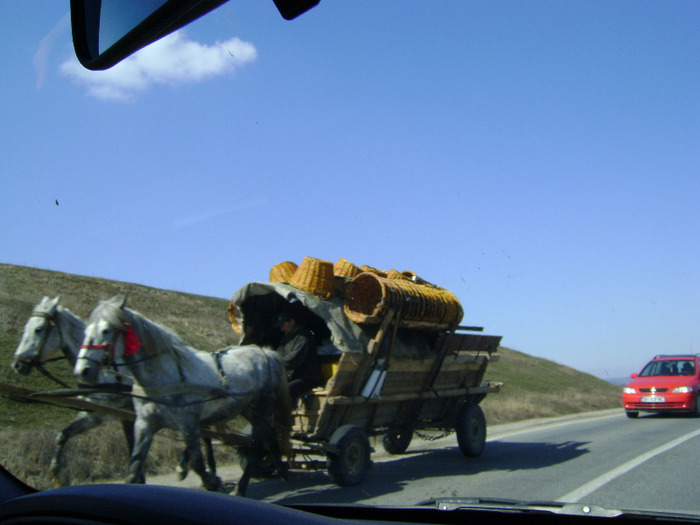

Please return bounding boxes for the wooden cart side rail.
[325,381,503,406]
[0,382,250,446]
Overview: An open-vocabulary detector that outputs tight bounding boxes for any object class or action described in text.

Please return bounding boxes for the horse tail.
[272,356,293,458]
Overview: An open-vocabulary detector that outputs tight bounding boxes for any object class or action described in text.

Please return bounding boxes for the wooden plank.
[326,383,502,406]
[437,333,502,354]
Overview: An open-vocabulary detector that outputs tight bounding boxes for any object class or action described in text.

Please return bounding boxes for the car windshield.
[2,0,700,521]
[640,360,696,377]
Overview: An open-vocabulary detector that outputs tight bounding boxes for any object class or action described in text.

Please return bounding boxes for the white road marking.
[559,428,700,503]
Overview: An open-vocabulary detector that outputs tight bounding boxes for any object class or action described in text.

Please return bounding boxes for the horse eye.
[35,326,44,334]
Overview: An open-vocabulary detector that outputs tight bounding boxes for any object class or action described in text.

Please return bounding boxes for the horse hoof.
[177,468,188,481]
[52,478,65,488]
[204,475,223,492]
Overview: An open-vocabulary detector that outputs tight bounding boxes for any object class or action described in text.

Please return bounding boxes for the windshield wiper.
[417,497,623,517]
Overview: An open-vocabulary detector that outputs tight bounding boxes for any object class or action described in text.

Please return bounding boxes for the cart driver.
[275,311,323,402]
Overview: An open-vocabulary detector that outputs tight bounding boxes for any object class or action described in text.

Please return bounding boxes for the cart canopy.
[230,282,369,354]
[229,282,435,358]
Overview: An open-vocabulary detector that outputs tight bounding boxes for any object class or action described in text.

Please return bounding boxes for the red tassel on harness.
[124,324,142,355]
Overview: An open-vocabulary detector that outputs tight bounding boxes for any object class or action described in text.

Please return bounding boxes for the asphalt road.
[149,408,700,515]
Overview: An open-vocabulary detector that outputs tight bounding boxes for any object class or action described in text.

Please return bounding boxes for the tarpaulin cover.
[230,282,369,354]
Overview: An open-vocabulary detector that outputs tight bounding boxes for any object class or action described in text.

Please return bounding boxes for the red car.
[622,355,700,418]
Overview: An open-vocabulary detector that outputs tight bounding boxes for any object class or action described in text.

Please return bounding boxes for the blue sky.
[2,1,699,378]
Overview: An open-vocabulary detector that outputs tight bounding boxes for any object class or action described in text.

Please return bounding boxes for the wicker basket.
[359,265,388,278]
[386,269,410,281]
[288,257,335,299]
[344,272,463,326]
[333,258,361,279]
[269,261,298,283]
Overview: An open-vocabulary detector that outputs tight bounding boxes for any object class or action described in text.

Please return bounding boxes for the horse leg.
[260,416,289,482]
[181,426,221,492]
[179,436,215,481]
[120,419,135,455]
[203,437,216,477]
[50,411,104,487]
[236,419,282,497]
[127,417,156,485]
[177,448,190,481]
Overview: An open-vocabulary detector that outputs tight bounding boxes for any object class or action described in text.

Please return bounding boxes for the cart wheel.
[382,428,413,455]
[455,402,486,457]
[236,424,277,478]
[327,425,371,486]
[237,447,277,478]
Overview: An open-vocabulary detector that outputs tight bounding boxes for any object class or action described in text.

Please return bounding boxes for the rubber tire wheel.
[237,447,277,478]
[694,394,700,418]
[455,403,486,457]
[236,424,277,478]
[327,425,371,487]
[382,429,413,455]
[625,410,639,419]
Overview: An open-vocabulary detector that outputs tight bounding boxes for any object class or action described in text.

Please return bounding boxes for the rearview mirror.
[71,0,319,71]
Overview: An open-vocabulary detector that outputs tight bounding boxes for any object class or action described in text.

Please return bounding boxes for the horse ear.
[48,295,61,312]
[108,295,128,309]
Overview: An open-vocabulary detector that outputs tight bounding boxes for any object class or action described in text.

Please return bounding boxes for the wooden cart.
[229,281,502,487]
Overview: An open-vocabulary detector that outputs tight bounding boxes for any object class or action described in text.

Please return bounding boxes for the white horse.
[12,296,217,486]
[11,296,135,486]
[74,295,292,496]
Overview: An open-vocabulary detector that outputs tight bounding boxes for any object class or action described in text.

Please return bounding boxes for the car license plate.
[641,396,665,403]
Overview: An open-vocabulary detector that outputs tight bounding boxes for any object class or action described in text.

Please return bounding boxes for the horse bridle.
[80,324,159,367]
[19,311,73,388]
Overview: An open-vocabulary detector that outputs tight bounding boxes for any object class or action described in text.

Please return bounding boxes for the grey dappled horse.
[11,296,135,486]
[74,295,292,496]
[12,296,216,486]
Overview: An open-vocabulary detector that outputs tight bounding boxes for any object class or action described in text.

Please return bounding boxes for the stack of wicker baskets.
[343,271,463,327]
[267,257,464,328]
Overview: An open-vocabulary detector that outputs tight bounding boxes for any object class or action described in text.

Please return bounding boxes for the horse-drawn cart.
[228,273,502,487]
[5,263,502,493]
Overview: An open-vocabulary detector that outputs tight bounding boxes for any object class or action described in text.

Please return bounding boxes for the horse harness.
[25,311,75,389]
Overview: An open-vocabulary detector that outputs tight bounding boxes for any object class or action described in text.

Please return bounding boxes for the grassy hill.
[0,263,621,488]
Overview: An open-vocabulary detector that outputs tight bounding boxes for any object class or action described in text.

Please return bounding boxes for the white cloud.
[33,12,70,91]
[60,31,257,101]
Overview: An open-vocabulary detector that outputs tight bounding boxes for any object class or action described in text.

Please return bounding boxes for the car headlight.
[672,386,694,393]
[623,387,636,394]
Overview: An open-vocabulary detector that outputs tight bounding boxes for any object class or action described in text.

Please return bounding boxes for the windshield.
[640,360,697,377]
[2,0,700,520]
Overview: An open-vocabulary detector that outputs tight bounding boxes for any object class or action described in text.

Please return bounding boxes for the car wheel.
[694,394,700,418]
[625,410,639,419]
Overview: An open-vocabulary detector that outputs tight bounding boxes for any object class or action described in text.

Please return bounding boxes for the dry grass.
[0,423,241,490]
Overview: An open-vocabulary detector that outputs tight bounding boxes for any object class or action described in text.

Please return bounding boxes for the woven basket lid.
[334,258,361,279]
[288,257,335,299]
[269,261,298,283]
